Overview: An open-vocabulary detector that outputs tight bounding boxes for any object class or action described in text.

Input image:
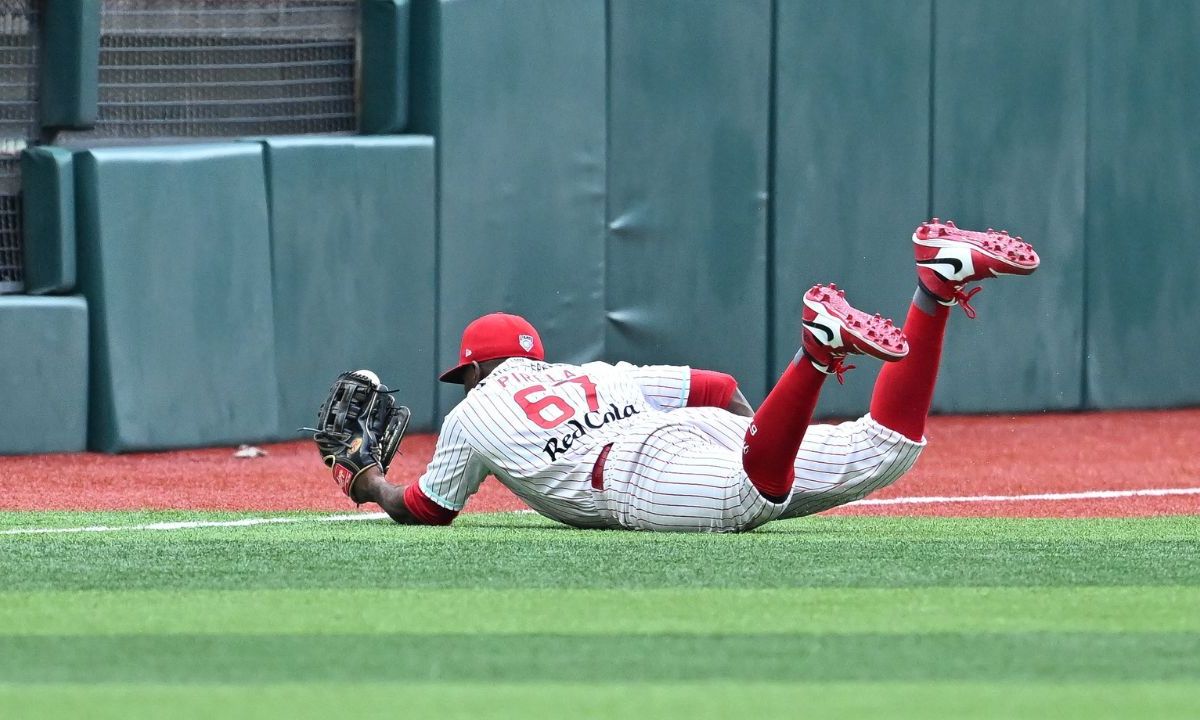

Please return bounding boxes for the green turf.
[6,587,1199,634]
[3,632,1199,683]
[3,683,1197,720]
[3,513,1198,589]
[2,511,1198,718]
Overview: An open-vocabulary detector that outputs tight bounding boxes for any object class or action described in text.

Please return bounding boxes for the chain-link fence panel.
[64,0,357,141]
[0,1,37,293]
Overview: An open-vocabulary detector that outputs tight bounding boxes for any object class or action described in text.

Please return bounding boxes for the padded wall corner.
[20,146,77,294]
[39,0,100,128]
[360,0,410,133]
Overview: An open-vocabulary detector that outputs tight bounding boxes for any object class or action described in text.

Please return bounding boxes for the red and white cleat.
[802,284,909,384]
[913,219,1040,318]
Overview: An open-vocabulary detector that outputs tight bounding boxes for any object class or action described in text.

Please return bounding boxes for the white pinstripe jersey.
[417,357,694,527]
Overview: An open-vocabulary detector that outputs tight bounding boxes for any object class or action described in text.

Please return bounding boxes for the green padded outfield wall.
[410,0,607,417]
[0,296,88,454]
[771,0,931,418]
[607,0,772,403]
[929,0,1086,413]
[261,136,437,435]
[1085,1,1200,408]
[75,144,280,452]
[21,146,77,294]
[360,0,410,134]
[39,0,100,128]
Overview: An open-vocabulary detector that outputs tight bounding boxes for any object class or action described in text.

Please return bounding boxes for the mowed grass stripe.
[2,682,1198,720]
[3,587,1199,635]
[2,633,1198,683]
[3,514,1199,590]
[4,511,1200,538]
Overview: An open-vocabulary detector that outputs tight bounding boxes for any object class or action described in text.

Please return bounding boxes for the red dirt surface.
[1,409,1197,518]
[830,409,1200,518]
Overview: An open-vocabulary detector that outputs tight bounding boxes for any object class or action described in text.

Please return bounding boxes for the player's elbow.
[687,369,739,408]
[384,504,458,526]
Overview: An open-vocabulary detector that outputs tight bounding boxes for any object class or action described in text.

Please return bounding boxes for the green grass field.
[2,512,1198,718]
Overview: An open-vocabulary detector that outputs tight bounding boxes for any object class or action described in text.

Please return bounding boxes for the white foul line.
[849,486,1200,506]
[1,487,1198,536]
[0,513,388,536]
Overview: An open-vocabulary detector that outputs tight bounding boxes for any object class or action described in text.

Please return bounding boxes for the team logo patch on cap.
[464,348,473,357]
[519,334,535,352]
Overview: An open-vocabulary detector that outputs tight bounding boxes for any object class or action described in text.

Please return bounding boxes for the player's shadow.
[459,518,840,535]
[467,520,578,530]
[751,519,846,535]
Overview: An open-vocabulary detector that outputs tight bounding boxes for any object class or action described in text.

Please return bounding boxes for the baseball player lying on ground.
[309,220,1038,532]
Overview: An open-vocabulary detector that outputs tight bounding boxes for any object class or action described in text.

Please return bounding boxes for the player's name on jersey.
[543,403,641,461]
[492,367,579,388]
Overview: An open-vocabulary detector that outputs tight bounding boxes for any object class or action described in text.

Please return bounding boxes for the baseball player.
[311,220,1038,532]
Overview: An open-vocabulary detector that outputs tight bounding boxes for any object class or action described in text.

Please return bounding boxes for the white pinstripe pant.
[595,410,924,533]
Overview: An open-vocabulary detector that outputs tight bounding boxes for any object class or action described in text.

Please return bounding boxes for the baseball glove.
[303,370,411,498]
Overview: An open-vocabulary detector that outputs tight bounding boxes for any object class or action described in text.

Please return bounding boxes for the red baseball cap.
[439,312,545,384]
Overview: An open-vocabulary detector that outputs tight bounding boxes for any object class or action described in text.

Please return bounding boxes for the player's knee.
[744,467,794,504]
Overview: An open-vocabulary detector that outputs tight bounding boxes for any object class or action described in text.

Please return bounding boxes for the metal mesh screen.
[82,0,358,139]
[0,1,37,293]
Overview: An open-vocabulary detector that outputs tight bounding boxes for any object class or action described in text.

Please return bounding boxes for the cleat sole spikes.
[914,221,1040,273]
[913,219,1041,319]
[802,284,909,364]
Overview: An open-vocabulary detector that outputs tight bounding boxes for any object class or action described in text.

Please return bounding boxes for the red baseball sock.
[869,301,950,442]
[742,355,827,501]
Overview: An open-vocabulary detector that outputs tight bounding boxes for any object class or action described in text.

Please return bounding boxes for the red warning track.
[1,409,1197,518]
